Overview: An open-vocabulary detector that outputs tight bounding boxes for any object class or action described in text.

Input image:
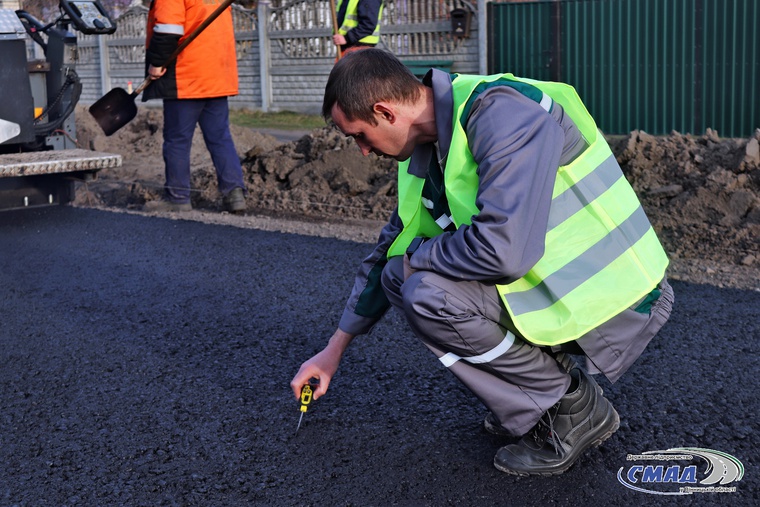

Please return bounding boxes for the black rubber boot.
[493,367,620,476]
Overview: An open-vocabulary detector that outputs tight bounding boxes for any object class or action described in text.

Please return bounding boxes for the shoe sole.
[493,404,620,477]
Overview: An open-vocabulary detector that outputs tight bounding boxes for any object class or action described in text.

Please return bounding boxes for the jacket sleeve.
[146,33,181,67]
[338,209,402,336]
[345,0,383,44]
[146,0,185,67]
[409,86,565,284]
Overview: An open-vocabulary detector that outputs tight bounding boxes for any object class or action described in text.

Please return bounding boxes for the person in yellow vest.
[332,0,384,56]
[291,49,674,476]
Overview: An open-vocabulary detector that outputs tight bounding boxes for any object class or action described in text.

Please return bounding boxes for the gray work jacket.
[335,69,668,382]
[338,69,581,334]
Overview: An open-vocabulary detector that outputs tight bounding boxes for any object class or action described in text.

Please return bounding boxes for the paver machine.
[0,0,121,211]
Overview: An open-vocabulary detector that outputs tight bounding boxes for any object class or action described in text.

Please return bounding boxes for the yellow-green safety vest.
[389,73,669,345]
[336,0,383,45]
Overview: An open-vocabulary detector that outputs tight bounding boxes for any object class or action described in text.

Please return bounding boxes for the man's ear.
[373,102,396,124]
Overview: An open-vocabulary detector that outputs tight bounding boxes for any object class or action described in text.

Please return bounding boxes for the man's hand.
[403,253,416,281]
[404,236,425,280]
[332,34,347,46]
[148,64,167,80]
[290,329,355,400]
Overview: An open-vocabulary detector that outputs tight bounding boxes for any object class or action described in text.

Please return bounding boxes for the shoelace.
[532,403,562,455]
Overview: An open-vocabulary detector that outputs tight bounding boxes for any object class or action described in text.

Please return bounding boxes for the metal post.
[257,0,271,112]
[477,0,488,75]
[97,34,111,94]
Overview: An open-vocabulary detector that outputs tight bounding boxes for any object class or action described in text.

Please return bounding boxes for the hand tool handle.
[132,76,152,97]
[145,0,235,92]
[329,0,342,60]
[299,384,314,412]
[139,0,234,97]
[166,0,236,66]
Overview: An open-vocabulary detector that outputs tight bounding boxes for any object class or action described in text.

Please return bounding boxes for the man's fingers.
[290,371,311,398]
[291,366,330,399]
[312,378,329,399]
[148,66,166,80]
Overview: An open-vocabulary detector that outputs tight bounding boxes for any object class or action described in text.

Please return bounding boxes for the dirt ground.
[73,106,760,291]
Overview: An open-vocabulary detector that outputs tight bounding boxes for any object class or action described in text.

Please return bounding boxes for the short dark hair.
[322,48,423,125]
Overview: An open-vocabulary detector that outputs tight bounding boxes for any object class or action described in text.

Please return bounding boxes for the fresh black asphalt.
[1,207,757,506]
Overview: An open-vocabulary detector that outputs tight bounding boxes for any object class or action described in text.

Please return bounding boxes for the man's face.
[330,103,415,161]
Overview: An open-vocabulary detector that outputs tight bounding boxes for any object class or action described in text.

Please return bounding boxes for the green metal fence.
[488,0,760,137]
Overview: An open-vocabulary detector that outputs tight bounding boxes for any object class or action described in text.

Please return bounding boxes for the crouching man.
[291,49,674,475]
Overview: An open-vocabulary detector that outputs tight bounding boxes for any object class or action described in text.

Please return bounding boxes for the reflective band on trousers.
[439,331,516,368]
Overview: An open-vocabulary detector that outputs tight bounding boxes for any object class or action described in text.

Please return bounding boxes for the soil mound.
[74,106,760,288]
[611,130,759,267]
[236,126,397,218]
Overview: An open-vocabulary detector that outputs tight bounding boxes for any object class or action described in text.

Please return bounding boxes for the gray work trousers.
[380,256,674,436]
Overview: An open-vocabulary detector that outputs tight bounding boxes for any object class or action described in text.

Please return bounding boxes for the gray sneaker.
[493,367,620,476]
[223,187,246,213]
[143,199,192,212]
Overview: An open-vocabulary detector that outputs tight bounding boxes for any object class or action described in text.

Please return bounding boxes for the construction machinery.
[0,0,121,211]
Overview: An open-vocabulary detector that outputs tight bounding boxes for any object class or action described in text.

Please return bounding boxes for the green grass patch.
[230,109,325,131]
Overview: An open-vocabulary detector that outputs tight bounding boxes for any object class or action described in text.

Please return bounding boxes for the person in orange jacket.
[142,0,246,213]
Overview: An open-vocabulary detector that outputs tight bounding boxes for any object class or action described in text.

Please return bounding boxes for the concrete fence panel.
[74,0,481,114]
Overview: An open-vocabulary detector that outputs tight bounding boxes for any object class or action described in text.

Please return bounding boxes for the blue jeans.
[162,97,244,203]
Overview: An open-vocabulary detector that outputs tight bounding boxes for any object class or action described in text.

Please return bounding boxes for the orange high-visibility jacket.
[143,0,238,100]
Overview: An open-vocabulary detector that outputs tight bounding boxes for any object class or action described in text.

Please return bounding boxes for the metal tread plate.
[0,149,122,178]
[0,9,27,39]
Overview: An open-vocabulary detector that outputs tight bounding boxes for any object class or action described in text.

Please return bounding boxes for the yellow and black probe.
[295,379,318,434]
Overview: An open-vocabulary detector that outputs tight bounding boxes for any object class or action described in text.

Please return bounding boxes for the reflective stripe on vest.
[390,73,668,345]
[336,0,383,45]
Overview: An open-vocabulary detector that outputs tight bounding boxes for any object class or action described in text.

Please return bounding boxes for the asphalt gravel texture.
[1,207,757,506]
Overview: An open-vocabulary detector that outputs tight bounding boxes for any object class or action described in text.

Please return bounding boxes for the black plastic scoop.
[89,0,234,136]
